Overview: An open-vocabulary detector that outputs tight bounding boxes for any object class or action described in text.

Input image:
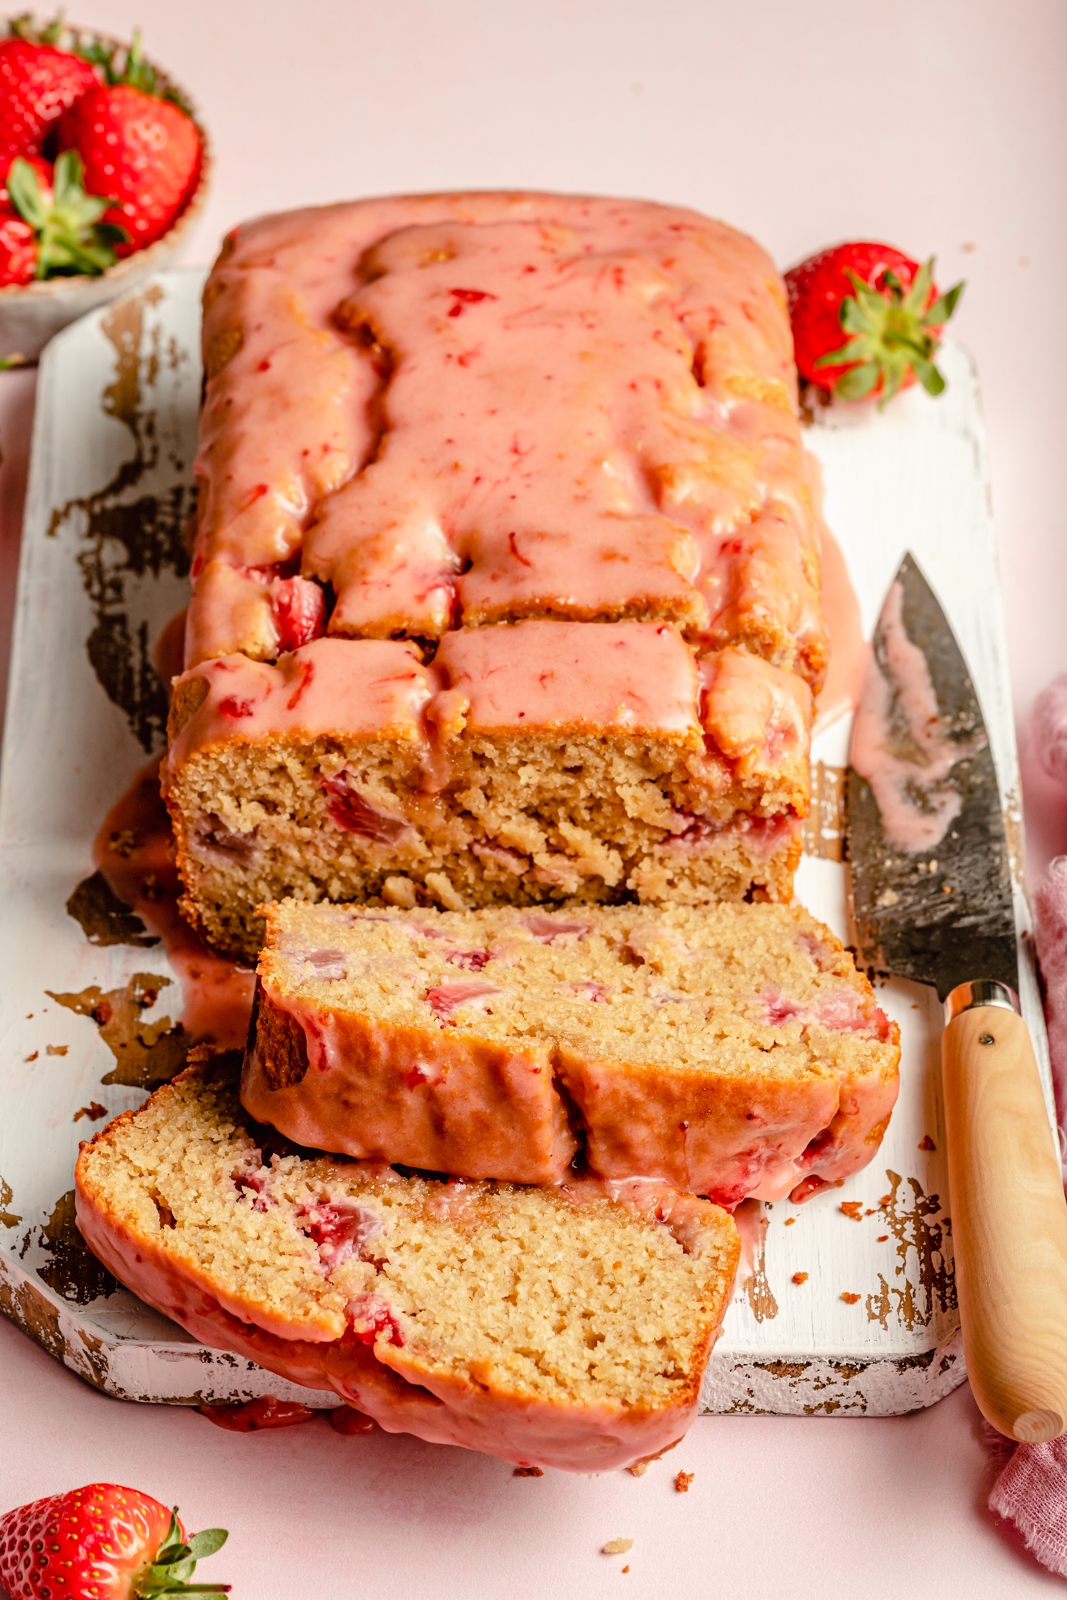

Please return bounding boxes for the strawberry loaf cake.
[164,191,828,958]
[75,1057,740,1473]
[243,900,900,1205]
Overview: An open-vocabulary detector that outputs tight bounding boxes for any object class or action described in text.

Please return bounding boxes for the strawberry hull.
[785,239,962,403]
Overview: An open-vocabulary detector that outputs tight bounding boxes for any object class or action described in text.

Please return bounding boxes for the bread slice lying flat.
[243,899,900,1204]
[75,1056,740,1473]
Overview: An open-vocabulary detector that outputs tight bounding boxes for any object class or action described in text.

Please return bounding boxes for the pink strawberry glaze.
[785,1039,902,1202]
[431,619,701,738]
[188,193,821,670]
[164,638,434,782]
[165,622,812,836]
[241,987,577,1184]
[808,457,868,733]
[849,578,985,854]
[244,966,898,1206]
[92,759,255,1050]
[555,1046,844,1207]
[74,1177,715,1473]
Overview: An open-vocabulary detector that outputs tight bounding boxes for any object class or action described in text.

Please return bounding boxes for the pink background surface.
[1,1,1066,1593]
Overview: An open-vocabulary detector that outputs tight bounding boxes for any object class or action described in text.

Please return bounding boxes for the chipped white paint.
[0,274,1046,1416]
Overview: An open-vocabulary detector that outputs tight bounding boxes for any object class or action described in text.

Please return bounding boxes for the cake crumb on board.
[841,1292,861,1304]
[674,1471,694,1492]
[513,1466,543,1477]
[603,1539,633,1555]
[792,1271,808,1285]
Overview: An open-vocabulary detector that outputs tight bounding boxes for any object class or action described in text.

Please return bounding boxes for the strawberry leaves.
[815,256,964,406]
[134,1510,231,1597]
[7,148,125,275]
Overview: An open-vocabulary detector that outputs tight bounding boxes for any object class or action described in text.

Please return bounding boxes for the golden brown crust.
[166,673,210,743]
[245,980,309,1092]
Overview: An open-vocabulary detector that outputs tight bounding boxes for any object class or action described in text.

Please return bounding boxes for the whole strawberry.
[0,1483,229,1599]
[785,241,964,404]
[58,82,201,255]
[0,37,98,182]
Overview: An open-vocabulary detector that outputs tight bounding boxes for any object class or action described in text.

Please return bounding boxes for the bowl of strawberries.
[0,15,208,361]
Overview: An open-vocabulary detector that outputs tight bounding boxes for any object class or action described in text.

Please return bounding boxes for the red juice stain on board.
[92,758,255,1048]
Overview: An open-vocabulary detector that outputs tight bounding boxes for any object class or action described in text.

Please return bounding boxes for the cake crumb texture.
[74,1059,740,1473]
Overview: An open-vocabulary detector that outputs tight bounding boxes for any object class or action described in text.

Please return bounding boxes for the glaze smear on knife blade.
[847,552,1016,1000]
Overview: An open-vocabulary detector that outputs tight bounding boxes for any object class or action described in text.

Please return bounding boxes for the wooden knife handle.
[942,1001,1067,1441]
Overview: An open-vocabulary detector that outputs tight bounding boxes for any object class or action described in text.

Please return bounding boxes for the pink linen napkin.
[988,1427,1067,1578]
[1033,854,1067,1166]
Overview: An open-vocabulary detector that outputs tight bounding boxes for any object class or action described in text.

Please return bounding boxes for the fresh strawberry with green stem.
[5,148,125,277]
[58,81,201,256]
[0,36,99,181]
[0,1482,230,1599]
[785,241,964,404]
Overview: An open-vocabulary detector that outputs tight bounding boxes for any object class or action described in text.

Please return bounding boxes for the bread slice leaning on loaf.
[75,1057,740,1473]
[243,900,901,1205]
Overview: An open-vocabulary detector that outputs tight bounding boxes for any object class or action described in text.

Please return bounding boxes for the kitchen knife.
[848,552,1067,1442]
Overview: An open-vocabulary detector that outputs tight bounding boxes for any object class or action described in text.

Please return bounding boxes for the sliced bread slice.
[75,1056,740,1473]
[243,899,900,1204]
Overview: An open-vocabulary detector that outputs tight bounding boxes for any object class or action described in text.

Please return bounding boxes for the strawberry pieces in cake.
[272,574,327,651]
[0,1483,229,1599]
[785,241,964,404]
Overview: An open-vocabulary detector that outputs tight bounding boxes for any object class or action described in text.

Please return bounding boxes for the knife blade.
[847,553,1067,1443]
[847,551,1016,1001]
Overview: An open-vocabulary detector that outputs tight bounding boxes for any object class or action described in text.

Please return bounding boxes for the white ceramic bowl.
[0,29,210,362]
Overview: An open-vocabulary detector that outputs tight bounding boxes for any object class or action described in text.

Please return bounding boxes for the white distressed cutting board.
[0,271,1046,1417]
